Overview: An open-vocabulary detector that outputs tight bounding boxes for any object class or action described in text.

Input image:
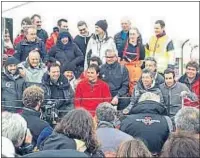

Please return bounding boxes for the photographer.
[21,85,52,147]
[42,63,74,118]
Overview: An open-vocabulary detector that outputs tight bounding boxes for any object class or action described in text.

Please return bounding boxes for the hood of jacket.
[3,67,21,81]
[56,31,73,50]
[130,100,167,115]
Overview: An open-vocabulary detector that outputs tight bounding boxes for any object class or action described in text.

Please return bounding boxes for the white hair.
[2,112,27,147]
[138,92,160,103]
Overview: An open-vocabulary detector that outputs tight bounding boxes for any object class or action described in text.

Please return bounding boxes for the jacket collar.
[181,73,199,84]
[22,107,41,117]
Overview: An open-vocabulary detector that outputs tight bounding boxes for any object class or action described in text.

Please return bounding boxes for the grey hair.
[96,102,117,122]
[138,92,160,103]
[142,68,155,79]
[175,107,199,134]
[145,57,157,67]
[2,112,27,147]
[105,48,118,56]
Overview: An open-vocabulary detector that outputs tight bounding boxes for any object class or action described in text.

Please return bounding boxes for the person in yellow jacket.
[146,20,175,73]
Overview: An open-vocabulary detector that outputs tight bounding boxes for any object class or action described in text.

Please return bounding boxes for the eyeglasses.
[79,28,86,32]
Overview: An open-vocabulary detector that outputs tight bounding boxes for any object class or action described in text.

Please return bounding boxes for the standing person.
[14,17,32,47]
[4,29,15,56]
[75,64,111,116]
[74,21,93,62]
[14,25,47,62]
[46,18,68,52]
[146,20,175,73]
[2,57,25,107]
[48,29,84,78]
[120,27,145,95]
[160,68,197,120]
[31,14,48,44]
[179,61,200,98]
[100,49,129,110]
[114,17,131,59]
[84,20,117,69]
[42,63,74,118]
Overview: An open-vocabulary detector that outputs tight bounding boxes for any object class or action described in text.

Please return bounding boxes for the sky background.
[2,1,199,44]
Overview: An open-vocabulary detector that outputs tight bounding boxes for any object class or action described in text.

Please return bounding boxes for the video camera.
[41,100,59,126]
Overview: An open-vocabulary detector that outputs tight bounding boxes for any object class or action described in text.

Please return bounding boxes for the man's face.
[129,29,139,42]
[26,28,37,42]
[186,66,197,79]
[78,24,88,36]
[95,26,104,35]
[121,19,130,32]
[154,23,164,36]
[145,60,156,72]
[105,51,117,65]
[60,21,68,30]
[65,71,73,80]
[61,37,69,45]
[89,60,98,66]
[87,68,98,82]
[49,66,60,81]
[29,52,40,67]
[33,16,42,30]
[164,73,175,87]
[4,33,10,42]
[7,64,17,75]
[21,21,29,31]
[142,73,153,88]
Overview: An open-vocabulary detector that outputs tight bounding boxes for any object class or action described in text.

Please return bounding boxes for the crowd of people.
[1,14,200,157]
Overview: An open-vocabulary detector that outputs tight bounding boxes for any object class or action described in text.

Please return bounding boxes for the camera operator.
[42,63,74,118]
[21,85,52,148]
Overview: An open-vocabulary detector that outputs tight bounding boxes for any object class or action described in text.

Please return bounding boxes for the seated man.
[100,48,129,110]
[179,61,199,97]
[18,50,47,83]
[21,85,52,147]
[160,68,197,120]
[95,102,132,155]
[2,56,25,107]
[75,64,111,116]
[120,93,173,155]
[42,63,74,118]
[123,68,164,114]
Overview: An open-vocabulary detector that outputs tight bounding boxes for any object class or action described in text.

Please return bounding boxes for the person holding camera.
[20,85,52,148]
[42,63,74,118]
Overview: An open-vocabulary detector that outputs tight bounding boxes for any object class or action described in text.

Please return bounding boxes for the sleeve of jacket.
[157,88,165,104]
[102,83,112,102]
[48,46,57,62]
[182,83,198,101]
[43,30,49,44]
[110,38,118,57]
[45,35,55,52]
[70,44,84,66]
[40,41,48,62]
[74,82,82,108]
[119,118,132,133]
[84,38,93,70]
[117,66,129,97]
[167,40,175,67]
[13,42,22,61]
[139,44,146,60]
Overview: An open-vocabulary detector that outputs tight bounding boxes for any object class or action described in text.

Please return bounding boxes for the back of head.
[116,138,152,157]
[2,111,27,147]
[138,92,161,103]
[160,132,200,157]
[175,107,199,134]
[96,102,117,123]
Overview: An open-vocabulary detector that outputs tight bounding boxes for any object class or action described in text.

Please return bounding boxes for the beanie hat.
[5,56,19,67]
[53,26,59,33]
[58,29,73,41]
[95,20,108,32]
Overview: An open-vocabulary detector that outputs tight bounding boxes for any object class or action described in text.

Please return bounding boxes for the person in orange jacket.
[45,19,68,52]
[75,64,112,116]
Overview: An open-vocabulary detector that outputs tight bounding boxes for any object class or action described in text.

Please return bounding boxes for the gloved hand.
[180,91,189,98]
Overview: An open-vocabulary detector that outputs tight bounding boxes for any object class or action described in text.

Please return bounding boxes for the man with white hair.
[175,107,199,138]
[114,17,131,59]
[2,111,33,155]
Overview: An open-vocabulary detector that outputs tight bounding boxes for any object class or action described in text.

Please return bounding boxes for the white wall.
[2,1,199,44]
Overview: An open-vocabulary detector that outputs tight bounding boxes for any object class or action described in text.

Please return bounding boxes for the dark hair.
[47,62,60,72]
[31,14,41,20]
[164,68,175,78]
[145,57,157,66]
[142,68,154,78]
[54,108,99,153]
[116,138,152,157]
[88,64,100,74]
[21,17,32,26]
[90,56,102,66]
[23,85,44,108]
[4,28,9,34]
[160,132,200,158]
[155,20,165,28]
[186,61,199,71]
[57,19,68,27]
[77,21,87,27]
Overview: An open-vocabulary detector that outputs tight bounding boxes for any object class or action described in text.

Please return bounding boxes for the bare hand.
[19,69,26,77]
[111,96,119,105]
[123,108,129,115]
[25,128,32,144]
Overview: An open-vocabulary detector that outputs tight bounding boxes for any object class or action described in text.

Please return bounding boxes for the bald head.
[120,17,131,32]
[28,50,40,67]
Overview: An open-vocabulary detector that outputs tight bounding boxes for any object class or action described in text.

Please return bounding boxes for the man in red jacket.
[75,64,111,116]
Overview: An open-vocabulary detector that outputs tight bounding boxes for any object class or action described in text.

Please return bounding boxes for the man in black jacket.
[42,63,74,118]
[120,94,173,155]
[100,48,129,110]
